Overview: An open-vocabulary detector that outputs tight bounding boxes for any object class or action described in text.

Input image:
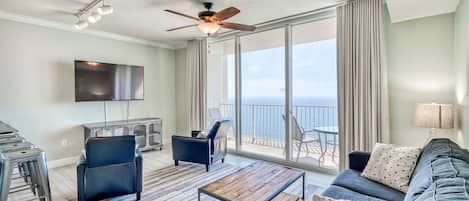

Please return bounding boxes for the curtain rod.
[214,1,347,38]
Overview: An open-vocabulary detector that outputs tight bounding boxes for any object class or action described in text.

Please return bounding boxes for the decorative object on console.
[415,103,454,142]
[361,143,420,192]
[77,136,142,201]
[172,120,231,172]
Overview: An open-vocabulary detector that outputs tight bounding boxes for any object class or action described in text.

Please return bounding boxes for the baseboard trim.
[47,156,77,169]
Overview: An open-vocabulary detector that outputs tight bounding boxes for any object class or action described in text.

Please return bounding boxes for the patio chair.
[283,114,324,162]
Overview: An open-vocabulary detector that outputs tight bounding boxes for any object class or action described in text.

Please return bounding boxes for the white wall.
[454,0,469,148]
[384,11,457,147]
[0,19,177,160]
[175,48,189,135]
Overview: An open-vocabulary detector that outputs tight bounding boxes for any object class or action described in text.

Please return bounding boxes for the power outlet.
[61,139,69,147]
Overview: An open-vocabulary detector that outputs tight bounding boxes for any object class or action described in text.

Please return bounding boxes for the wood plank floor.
[8,145,335,201]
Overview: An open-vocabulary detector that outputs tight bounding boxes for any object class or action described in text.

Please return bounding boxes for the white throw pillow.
[196,131,208,139]
[312,195,350,201]
[361,143,421,192]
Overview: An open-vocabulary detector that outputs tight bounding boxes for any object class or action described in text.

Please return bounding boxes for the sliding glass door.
[207,39,236,149]
[291,18,338,168]
[239,28,286,158]
[206,16,338,171]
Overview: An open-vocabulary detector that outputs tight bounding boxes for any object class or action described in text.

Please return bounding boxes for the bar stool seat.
[0,142,34,153]
[0,137,25,145]
[0,133,18,139]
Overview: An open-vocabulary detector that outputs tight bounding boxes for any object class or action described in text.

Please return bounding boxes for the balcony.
[215,103,339,170]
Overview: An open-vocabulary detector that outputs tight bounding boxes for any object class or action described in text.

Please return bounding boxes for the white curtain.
[186,39,208,131]
[337,0,390,170]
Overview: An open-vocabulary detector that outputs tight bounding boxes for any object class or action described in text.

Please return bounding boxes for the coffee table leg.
[198,190,201,201]
[302,174,305,200]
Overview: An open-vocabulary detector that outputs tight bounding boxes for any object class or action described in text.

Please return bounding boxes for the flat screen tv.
[74,60,144,102]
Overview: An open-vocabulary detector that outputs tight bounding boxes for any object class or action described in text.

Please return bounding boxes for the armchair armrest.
[349,151,371,172]
[171,135,211,164]
[135,150,143,193]
[76,150,87,201]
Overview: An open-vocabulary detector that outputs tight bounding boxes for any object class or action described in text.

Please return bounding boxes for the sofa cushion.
[361,143,420,192]
[321,185,385,201]
[411,177,469,201]
[333,169,405,201]
[405,138,469,201]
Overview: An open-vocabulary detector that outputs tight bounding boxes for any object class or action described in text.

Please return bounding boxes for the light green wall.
[384,9,457,147]
[175,48,189,135]
[0,19,177,160]
[454,0,469,147]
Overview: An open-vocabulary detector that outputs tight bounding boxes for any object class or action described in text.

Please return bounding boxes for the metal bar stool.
[0,142,37,194]
[0,148,51,201]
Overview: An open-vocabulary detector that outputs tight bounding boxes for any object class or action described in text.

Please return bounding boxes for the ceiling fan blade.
[164,10,200,21]
[221,22,256,31]
[213,7,240,21]
[166,24,198,32]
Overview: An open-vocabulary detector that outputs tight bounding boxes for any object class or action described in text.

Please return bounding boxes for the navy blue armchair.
[77,136,142,201]
[172,120,231,172]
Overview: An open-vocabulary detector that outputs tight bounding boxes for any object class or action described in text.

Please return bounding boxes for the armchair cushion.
[332,169,405,201]
[85,136,136,168]
[77,136,142,201]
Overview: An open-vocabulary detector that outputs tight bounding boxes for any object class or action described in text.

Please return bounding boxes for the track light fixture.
[88,12,102,23]
[74,19,88,30]
[73,0,113,30]
[98,1,113,15]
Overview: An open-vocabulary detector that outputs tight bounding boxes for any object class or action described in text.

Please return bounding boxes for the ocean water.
[216,97,338,141]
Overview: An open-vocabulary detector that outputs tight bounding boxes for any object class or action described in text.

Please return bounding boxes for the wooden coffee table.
[198,161,305,201]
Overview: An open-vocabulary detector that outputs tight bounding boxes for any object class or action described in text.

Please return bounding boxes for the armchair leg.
[221,158,225,163]
[174,160,179,166]
[136,192,141,200]
[206,164,210,172]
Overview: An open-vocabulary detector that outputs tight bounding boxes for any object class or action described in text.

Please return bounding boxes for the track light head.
[88,12,102,23]
[74,19,88,30]
[98,5,113,15]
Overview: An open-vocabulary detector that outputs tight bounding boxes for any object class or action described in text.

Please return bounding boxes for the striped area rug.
[109,162,241,201]
[108,162,323,201]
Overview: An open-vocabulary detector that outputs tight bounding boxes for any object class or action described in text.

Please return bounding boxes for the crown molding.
[0,10,179,49]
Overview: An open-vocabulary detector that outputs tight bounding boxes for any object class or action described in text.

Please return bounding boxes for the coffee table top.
[199,161,305,201]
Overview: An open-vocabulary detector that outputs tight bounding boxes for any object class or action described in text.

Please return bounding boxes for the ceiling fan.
[164,2,256,35]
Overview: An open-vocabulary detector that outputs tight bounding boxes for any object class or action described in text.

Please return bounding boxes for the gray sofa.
[321,138,469,201]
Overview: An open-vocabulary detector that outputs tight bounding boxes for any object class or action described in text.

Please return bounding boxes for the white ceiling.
[386,0,460,23]
[0,0,343,48]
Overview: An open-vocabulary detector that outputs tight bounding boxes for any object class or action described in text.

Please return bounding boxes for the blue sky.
[227,39,337,104]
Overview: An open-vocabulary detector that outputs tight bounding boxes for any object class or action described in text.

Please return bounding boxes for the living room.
[0,0,468,200]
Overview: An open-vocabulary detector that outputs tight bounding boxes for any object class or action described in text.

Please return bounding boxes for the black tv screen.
[74,60,144,102]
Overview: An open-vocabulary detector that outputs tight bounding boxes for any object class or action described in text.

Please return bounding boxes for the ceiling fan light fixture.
[88,12,102,23]
[74,19,88,30]
[198,22,220,35]
[98,5,113,15]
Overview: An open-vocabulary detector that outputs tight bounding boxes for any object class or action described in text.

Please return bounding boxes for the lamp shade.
[415,103,453,129]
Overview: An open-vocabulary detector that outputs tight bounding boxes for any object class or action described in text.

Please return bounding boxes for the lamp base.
[424,128,436,146]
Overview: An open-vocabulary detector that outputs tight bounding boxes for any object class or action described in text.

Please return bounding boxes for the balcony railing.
[217,103,338,149]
